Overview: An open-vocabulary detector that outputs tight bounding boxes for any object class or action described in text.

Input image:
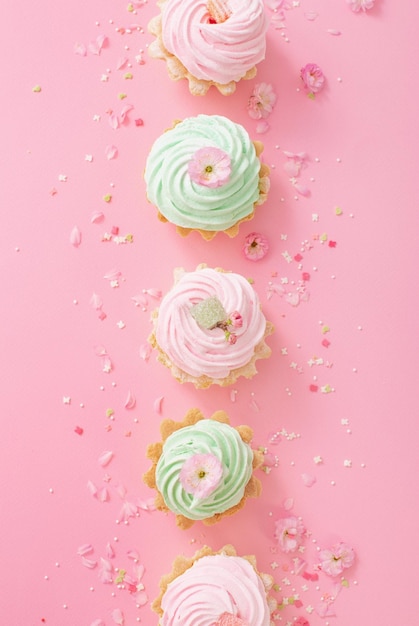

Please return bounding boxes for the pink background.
[2,1,418,624]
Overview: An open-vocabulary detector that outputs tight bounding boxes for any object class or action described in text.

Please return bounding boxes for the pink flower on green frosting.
[188,147,231,188]
[179,453,223,500]
[214,613,250,626]
[300,63,325,98]
[318,542,356,577]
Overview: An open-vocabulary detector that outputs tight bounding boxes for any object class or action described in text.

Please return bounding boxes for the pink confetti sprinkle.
[322,339,331,348]
[309,384,318,392]
[70,226,82,247]
[74,425,84,435]
[329,240,337,247]
[98,450,114,467]
[135,118,144,126]
[327,28,342,36]
[302,272,310,281]
[294,253,303,262]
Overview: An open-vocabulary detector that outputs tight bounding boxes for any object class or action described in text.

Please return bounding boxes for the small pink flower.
[243,232,269,261]
[229,311,243,328]
[214,613,249,626]
[179,453,223,500]
[275,516,305,553]
[188,147,231,188]
[347,0,375,12]
[319,542,356,577]
[300,63,325,97]
[247,82,277,120]
[226,332,237,345]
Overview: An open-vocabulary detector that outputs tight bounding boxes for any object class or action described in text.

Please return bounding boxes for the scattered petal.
[98,557,113,584]
[111,608,125,625]
[74,42,87,56]
[77,543,94,556]
[139,342,152,361]
[98,450,114,467]
[91,211,105,224]
[87,480,98,498]
[70,226,82,247]
[154,396,164,414]
[124,390,136,410]
[81,557,97,569]
[256,120,270,134]
[301,473,317,487]
[105,145,118,160]
[283,497,294,511]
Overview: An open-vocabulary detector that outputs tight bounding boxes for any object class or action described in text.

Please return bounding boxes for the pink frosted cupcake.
[152,544,277,625]
[148,0,269,95]
[148,265,274,388]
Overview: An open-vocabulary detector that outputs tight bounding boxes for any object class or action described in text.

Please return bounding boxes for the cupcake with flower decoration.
[148,265,274,388]
[152,544,277,624]
[144,114,270,240]
[143,408,264,529]
[147,0,268,96]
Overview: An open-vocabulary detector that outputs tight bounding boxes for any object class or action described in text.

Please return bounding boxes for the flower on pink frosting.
[179,453,223,500]
[188,147,231,188]
[347,0,375,12]
[300,63,325,98]
[214,613,249,626]
[243,232,269,261]
[275,516,306,553]
[229,311,243,328]
[247,82,277,120]
[318,542,356,577]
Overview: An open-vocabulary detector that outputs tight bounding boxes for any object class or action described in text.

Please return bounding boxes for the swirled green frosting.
[155,419,253,520]
[144,114,261,231]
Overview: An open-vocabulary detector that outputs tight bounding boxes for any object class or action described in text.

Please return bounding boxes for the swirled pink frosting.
[155,268,267,380]
[161,0,268,84]
[160,554,271,626]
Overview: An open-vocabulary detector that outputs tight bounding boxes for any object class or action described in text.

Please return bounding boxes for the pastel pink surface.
[1,1,418,625]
